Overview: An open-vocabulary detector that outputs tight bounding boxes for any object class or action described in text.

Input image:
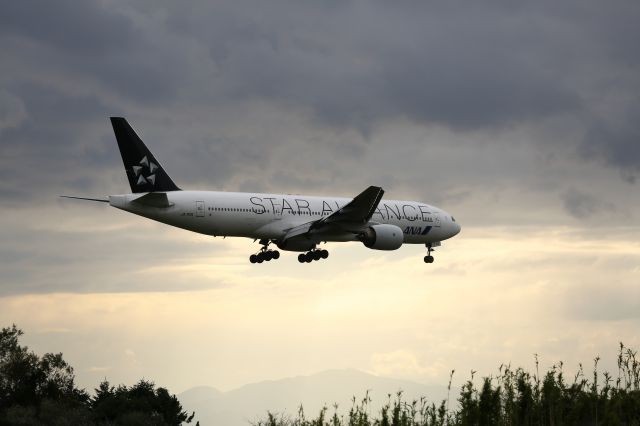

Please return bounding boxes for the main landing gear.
[424,242,435,263]
[249,239,280,264]
[297,249,329,263]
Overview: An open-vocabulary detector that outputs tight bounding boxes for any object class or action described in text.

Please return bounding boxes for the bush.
[255,344,640,426]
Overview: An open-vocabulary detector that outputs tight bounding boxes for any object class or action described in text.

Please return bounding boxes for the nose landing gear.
[249,239,280,264]
[424,242,437,263]
[297,249,329,263]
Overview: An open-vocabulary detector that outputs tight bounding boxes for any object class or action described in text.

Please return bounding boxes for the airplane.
[62,117,461,264]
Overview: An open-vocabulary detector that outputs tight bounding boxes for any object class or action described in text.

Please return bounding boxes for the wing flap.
[283,222,314,240]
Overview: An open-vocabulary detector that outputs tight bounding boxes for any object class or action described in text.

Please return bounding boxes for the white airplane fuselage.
[109,190,460,246]
[65,118,461,263]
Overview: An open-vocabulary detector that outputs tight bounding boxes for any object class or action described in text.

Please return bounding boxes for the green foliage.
[91,379,194,425]
[255,345,640,426]
[0,325,194,426]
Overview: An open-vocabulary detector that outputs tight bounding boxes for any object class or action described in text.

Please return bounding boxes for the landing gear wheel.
[250,240,282,264]
[423,243,436,264]
[298,248,328,263]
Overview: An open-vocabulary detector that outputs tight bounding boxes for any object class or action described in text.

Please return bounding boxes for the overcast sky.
[1,0,640,398]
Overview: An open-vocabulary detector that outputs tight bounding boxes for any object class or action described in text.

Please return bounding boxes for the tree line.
[0,325,195,425]
[4,323,639,425]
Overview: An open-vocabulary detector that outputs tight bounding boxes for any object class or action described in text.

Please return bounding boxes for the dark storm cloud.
[165,1,583,132]
[561,188,614,219]
[0,84,113,204]
[159,1,640,173]
[2,0,640,205]
[581,115,640,183]
[0,0,196,205]
[0,0,194,103]
[0,0,132,53]
[0,0,639,299]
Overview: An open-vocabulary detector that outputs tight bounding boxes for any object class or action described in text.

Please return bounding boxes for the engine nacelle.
[360,224,404,251]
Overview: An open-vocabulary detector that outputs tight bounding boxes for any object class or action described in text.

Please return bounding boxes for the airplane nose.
[453,221,461,236]
[447,214,461,238]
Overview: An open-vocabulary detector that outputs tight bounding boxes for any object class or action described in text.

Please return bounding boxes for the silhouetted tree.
[91,379,194,425]
[0,324,90,425]
[0,325,194,425]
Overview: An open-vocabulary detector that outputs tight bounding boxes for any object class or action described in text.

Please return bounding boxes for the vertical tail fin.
[110,117,180,193]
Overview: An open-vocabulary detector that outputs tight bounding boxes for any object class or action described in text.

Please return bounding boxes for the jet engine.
[359,224,404,250]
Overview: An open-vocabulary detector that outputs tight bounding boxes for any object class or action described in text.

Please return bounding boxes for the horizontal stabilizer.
[130,192,173,208]
[60,195,109,203]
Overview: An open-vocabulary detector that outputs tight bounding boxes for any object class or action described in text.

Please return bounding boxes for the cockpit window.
[451,216,456,222]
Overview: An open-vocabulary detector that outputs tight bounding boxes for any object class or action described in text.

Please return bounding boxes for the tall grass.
[255,343,640,425]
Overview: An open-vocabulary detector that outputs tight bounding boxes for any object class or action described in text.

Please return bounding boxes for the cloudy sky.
[1,0,640,398]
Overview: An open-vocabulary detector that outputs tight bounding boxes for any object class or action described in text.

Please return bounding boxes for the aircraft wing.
[314,185,384,230]
[282,186,384,241]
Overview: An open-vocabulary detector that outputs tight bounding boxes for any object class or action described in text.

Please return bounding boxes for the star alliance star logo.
[131,156,158,187]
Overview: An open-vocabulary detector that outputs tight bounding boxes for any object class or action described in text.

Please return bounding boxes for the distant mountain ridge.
[179,369,451,426]
[178,385,223,406]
